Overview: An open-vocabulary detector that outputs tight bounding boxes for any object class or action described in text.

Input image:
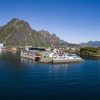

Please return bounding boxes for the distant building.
[11,47,17,51]
[0,43,4,51]
[46,47,51,51]
[65,47,71,50]
[71,48,76,50]
[25,47,46,51]
[25,46,33,51]
[53,48,62,53]
[0,43,4,47]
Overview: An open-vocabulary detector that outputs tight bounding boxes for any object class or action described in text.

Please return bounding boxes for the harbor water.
[0,51,100,100]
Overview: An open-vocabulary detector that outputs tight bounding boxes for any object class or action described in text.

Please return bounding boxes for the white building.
[25,46,32,51]
[71,48,76,50]
[46,47,51,51]
[0,43,4,51]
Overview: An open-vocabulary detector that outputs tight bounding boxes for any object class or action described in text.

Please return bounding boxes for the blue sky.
[0,0,100,43]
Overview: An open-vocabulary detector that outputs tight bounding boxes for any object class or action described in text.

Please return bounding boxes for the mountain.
[0,18,62,46]
[0,26,2,30]
[38,30,62,46]
[61,40,68,43]
[80,41,100,46]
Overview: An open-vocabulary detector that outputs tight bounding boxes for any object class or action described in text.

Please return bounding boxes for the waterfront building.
[25,47,46,51]
[0,43,4,51]
[11,47,17,51]
[46,47,51,51]
[25,46,33,51]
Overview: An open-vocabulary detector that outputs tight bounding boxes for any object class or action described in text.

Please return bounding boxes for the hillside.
[0,18,62,46]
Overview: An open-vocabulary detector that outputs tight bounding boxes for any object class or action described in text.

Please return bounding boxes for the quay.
[39,57,83,64]
[53,58,84,64]
[20,50,84,64]
[39,57,53,63]
[21,50,41,61]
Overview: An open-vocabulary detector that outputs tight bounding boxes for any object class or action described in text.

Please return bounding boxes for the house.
[65,47,71,50]
[0,43,4,47]
[71,48,76,50]
[25,47,46,51]
[43,51,55,58]
[53,48,62,53]
[11,47,17,51]
[46,47,51,51]
[0,43,4,51]
[2,48,7,51]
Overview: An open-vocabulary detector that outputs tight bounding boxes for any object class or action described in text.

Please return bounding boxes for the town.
[0,43,83,63]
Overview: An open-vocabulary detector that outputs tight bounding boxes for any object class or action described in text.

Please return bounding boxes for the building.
[11,47,17,51]
[25,47,46,51]
[0,43,4,51]
[46,47,51,51]
[25,46,33,51]
[71,48,76,50]
[0,43,4,47]
[53,48,62,53]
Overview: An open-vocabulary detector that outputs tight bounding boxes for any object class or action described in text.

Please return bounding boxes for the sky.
[0,0,100,44]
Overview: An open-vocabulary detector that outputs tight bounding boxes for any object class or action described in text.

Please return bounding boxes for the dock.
[20,50,41,61]
[21,53,35,60]
[20,50,83,64]
[39,57,83,64]
[53,58,84,64]
[39,58,53,63]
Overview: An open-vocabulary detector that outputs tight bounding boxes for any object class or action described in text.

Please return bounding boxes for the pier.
[20,50,41,61]
[20,50,83,64]
[39,58,53,63]
[39,57,83,64]
[53,58,84,64]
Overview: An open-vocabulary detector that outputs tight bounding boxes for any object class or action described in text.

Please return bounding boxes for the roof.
[0,43,4,44]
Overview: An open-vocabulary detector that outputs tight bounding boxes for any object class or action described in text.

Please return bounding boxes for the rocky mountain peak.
[0,18,63,46]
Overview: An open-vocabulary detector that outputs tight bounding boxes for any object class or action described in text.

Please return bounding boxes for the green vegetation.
[80,47,100,53]
[0,25,16,42]
[80,47,100,57]
[64,49,77,54]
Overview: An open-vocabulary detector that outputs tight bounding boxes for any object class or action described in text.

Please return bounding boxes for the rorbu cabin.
[0,43,4,51]
[11,47,17,51]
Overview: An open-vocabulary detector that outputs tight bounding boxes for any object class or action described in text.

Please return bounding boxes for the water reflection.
[21,57,68,69]
[0,50,2,57]
[11,51,17,56]
[21,57,35,65]
[2,50,6,54]
[52,64,68,70]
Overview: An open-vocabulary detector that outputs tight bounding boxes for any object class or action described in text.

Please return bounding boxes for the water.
[0,51,100,100]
